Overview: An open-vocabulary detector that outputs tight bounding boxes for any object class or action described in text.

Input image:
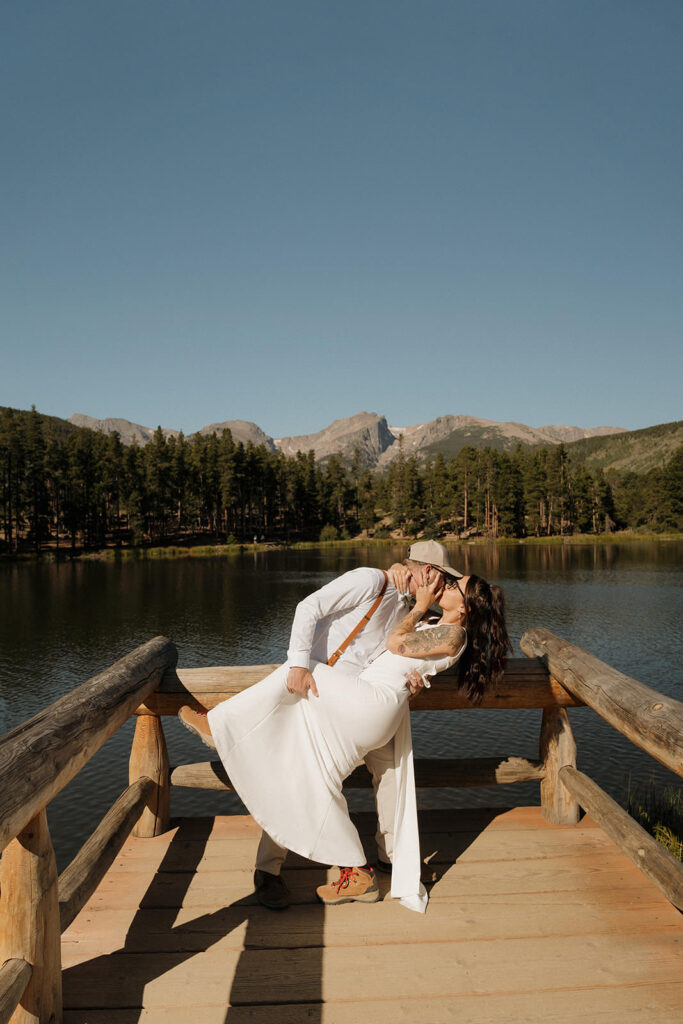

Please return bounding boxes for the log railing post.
[539,705,580,825]
[0,810,62,1024]
[129,715,170,837]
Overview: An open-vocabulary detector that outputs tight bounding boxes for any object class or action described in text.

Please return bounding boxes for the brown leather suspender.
[327,570,389,667]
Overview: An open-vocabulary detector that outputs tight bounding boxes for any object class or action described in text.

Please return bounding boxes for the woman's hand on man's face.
[413,566,445,610]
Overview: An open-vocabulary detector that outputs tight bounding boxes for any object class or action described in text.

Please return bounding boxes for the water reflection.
[0,541,681,868]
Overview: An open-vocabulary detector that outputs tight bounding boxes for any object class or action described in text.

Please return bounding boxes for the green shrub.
[626,778,682,861]
[319,524,339,542]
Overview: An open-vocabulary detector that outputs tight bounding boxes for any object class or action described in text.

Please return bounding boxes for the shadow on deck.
[61,807,682,1024]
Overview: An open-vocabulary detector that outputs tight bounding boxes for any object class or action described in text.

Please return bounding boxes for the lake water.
[1,541,681,871]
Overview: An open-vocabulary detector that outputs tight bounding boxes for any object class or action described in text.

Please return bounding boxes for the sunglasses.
[443,575,465,599]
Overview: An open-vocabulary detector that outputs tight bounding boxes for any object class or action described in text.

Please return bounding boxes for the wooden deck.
[60,806,683,1024]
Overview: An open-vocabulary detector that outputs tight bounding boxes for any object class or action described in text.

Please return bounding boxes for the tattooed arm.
[387,615,466,658]
[385,570,465,658]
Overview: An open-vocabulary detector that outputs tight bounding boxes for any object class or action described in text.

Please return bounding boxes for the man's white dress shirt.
[286,567,407,672]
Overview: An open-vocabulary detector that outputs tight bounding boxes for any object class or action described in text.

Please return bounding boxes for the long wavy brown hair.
[458,574,512,704]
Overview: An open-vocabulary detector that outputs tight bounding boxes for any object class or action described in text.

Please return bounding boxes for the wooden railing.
[1,630,681,1022]
[0,637,177,1024]
[162,658,567,794]
[520,628,683,910]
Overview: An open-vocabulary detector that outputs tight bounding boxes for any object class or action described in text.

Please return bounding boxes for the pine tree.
[0,408,25,553]
[23,406,48,551]
[455,447,479,535]
[546,444,570,535]
[122,441,147,546]
[494,451,525,537]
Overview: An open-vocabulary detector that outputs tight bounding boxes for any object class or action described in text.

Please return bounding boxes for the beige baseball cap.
[408,540,463,579]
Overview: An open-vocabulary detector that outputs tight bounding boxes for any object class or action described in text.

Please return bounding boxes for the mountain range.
[69,411,626,468]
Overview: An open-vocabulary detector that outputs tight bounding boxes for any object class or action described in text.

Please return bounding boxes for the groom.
[257,539,463,908]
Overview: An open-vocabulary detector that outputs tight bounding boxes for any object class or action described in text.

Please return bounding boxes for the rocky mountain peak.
[197,420,276,450]
[275,412,394,464]
[68,410,627,467]
[69,414,180,446]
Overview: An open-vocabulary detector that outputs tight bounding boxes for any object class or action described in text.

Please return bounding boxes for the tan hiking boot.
[178,706,216,750]
[316,865,380,906]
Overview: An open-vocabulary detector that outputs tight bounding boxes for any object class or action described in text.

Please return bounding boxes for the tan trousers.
[255,738,398,873]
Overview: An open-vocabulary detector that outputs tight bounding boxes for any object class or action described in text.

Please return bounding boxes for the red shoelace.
[333,865,373,893]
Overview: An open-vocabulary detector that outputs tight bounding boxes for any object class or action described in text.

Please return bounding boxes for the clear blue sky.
[2,1,681,436]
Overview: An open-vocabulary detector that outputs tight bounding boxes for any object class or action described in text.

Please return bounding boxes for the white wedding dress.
[207,625,466,913]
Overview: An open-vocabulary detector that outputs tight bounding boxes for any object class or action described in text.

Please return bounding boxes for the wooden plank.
[61,889,681,962]
[117,807,602,845]
[61,982,683,1024]
[561,766,683,908]
[371,805,598,833]
[418,825,610,864]
[0,637,177,854]
[0,959,32,1024]
[521,627,683,774]
[106,823,616,873]
[139,658,581,714]
[58,778,155,932]
[109,827,610,868]
[231,985,683,1024]
[170,756,545,791]
[0,810,62,1024]
[60,932,683,1008]
[77,849,655,912]
[129,717,170,837]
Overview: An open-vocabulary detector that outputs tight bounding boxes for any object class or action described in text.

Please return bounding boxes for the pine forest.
[1,407,681,555]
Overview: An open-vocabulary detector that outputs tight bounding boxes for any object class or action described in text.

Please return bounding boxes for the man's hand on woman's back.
[387,563,411,592]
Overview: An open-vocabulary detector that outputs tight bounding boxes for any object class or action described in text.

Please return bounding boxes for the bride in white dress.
[182,568,510,913]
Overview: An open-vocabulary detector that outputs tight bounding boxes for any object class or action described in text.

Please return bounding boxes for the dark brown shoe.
[375,856,392,875]
[254,869,290,910]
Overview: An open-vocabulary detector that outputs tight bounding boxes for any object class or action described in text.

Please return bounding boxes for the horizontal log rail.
[367,756,545,789]
[0,636,178,855]
[170,755,545,792]
[139,657,581,715]
[0,959,32,1024]
[560,766,683,910]
[521,628,683,776]
[58,777,155,932]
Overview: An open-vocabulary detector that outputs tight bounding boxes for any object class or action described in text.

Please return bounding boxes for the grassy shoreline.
[1,530,680,564]
[626,779,682,861]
